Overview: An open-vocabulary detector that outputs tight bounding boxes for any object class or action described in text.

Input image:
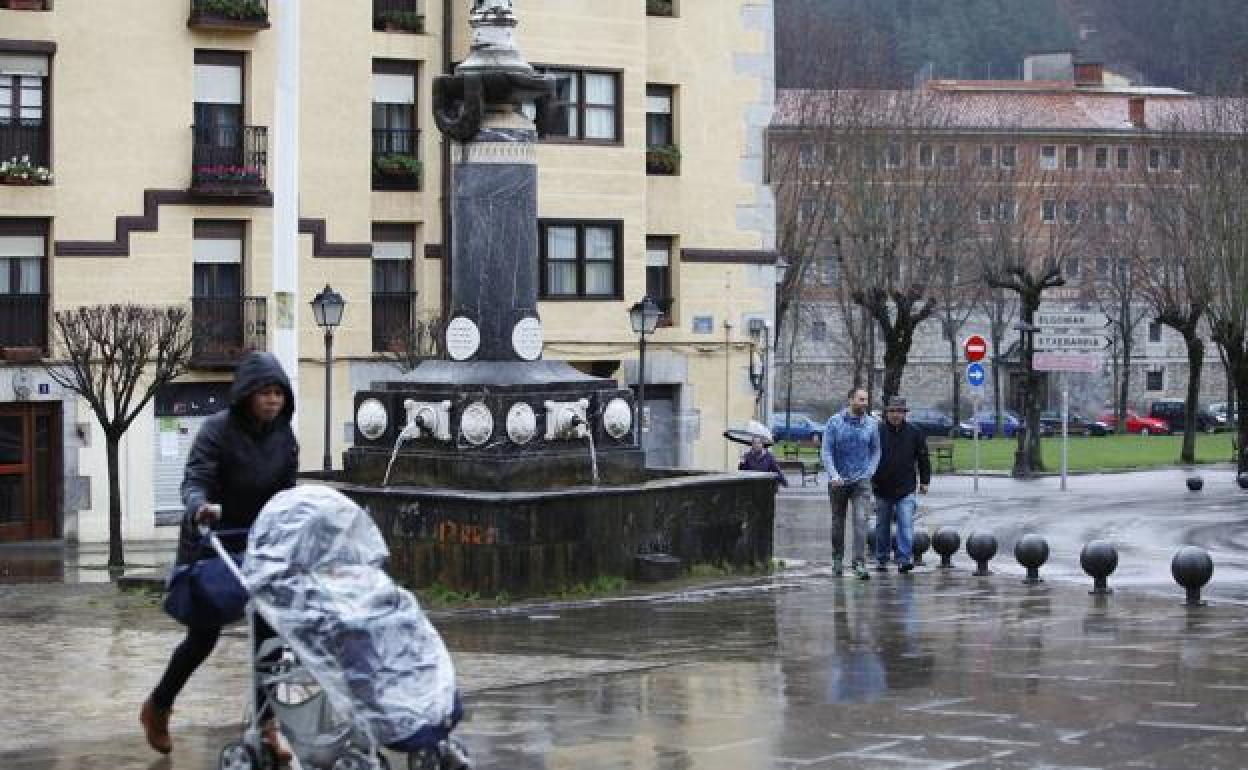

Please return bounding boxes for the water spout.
[573,415,600,486]
[383,424,417,487]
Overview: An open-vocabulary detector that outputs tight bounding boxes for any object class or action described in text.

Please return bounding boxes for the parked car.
[1098,410,1171,436]
[1149,399,1227,434]
[907,407,955,439]
[1040,411,1110,437]
[957,410,1021,439]
[771,412,825,444]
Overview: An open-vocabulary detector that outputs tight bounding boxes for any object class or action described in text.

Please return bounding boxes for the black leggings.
[151,617,276,719]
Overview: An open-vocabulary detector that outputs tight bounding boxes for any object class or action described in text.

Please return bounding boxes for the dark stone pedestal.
[336,471,777,597]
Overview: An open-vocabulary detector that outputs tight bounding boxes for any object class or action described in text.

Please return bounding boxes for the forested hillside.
[777,0,1248,92]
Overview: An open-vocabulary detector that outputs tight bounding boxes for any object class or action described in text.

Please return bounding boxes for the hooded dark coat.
[175,352,298,566]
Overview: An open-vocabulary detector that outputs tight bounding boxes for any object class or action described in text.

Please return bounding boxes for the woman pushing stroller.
[141,351,298,761]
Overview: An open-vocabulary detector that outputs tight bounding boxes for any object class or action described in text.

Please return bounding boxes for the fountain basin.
[330,470,777,596]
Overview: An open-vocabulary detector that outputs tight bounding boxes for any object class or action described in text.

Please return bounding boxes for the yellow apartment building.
[0,0,776,547]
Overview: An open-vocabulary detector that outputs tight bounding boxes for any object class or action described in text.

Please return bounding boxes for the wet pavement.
[1,468,1246,768]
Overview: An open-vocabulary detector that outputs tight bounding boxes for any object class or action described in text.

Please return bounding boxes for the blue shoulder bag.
[163,527,250,627]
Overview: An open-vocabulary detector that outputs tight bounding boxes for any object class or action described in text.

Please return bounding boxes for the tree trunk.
[881,333,910,405]
[1119,328,1133,435]
[1236,356,1248,474]
[991,336,1004,436]
[106,434,124,569]
[1181,334,1204,464]
[1013,297,1045,477]
[949,331,961,422]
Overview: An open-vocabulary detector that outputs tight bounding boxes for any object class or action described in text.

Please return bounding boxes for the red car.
[1098,410,1170,436]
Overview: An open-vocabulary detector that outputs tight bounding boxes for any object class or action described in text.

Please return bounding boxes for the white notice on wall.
[159,430,179,459]
[445,316,481,361]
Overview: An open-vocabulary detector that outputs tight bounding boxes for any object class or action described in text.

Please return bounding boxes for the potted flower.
[4,0,48,11]
[645,144,681,175]
[376,10,425,33]
[647,0,674,16]
[194,0,267,22]
[374,153,422,178]
[0,156,53,185]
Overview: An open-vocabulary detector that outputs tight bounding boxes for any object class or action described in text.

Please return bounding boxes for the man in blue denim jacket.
[821,387,881,579]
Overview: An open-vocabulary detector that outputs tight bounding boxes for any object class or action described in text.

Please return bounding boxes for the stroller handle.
[198,521,250,594]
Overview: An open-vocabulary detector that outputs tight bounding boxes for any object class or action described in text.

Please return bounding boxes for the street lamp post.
[629,296,661,450]
[310,285,345,473]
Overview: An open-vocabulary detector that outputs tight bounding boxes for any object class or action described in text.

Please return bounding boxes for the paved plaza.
[1,468,1246,769]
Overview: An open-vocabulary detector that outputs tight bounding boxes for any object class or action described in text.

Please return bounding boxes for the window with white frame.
[885,142,903,168]
[1064,199,1081,224]
[1148,321,1162,343]
[1042,199,1057,224]
[1000,145,1017,169]
[0,219,48,348]
[939,144,957,168]
[917,143,933,168]
[645,236,674,324]
[1166,147,1182,171]
[811,320,827,341]
[0,53,50,168]
[1066,257,1081,280]
[1094,146,1109,170]
[1116,146,1130,170]
[1146,369,1164,391]
[1040,145,1058,170]
[979,145,994,167]
[1148,147,1162,171]
[1064,145,1080,170]
[977,201,994,223]
[527,68,620,142]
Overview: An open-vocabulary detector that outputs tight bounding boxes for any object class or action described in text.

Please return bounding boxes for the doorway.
[0,402,61,542]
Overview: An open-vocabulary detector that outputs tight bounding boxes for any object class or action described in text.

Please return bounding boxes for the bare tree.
[45,305,193,568]
[977,143,1094,476]
[378,312,445,373]
[982,288,1019,435]
[1165,96,1248,472]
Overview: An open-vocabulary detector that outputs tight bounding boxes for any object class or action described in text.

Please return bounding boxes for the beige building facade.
[0,1,776,547]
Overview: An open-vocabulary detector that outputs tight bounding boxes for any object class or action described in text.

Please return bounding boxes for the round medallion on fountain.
[511,317,544,361]
[603,397,633,440]
[460,402,494,446]
[356,398,389,441]
[506,402,537,445]
[445,317,481,362]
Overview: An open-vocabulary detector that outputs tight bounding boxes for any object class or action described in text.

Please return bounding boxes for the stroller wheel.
[219,741,262,770]
[408,741,472,770]
[332,751,390,770]
[407,749,439,770]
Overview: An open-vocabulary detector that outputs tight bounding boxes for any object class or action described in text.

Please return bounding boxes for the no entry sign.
[963,334,988,362]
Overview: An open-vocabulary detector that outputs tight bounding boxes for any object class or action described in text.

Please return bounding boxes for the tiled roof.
[772,86,1227,134]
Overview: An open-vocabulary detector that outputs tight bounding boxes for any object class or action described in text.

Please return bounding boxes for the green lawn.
[775,433,1236,473]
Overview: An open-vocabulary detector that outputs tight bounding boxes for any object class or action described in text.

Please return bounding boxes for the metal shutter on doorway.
[153,416,208,527]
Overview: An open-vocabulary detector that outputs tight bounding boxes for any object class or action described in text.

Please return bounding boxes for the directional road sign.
[966,362,986,387]
[1034,352,1102,373]
[963,334,988,362]
[1035,333,1110,352]
[1036,310,1108,329]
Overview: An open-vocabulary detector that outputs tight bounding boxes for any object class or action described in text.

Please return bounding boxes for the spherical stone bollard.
[1171,546,1214,607]
[1014,534,1050,584]
[1080,540,1118,595]
[913,530,931,566]
[932,527,960,569]
[1186,476,1204,491]
[966,532,998,576]
[1238,472,1248,490]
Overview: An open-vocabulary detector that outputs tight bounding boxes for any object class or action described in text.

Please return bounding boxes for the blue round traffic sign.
[966,362,986,387]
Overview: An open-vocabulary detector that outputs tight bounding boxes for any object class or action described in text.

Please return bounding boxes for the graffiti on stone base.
[434,519,500,546]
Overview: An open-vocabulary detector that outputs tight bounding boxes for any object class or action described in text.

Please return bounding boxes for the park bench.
[779,437,822,486]
[928,437,955,473]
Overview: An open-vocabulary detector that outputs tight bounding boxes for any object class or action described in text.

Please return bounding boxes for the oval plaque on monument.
[512,317,544,361]
[445,316,481,361]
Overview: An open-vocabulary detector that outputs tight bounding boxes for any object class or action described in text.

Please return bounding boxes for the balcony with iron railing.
[0,294,47,356]
[191,124,268,196]
[654,295,675,327]
[188,0,270,30]
[373,0,425,33]
[372,128,421,191]
[0,1,51,10]
[0,124,51,186]
[371,291,421,353]
[190,295,267,369]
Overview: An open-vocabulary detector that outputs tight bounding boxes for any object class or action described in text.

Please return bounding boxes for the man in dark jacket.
[140,352,298,758]
[872,396,931,573]
[739,435,789,486]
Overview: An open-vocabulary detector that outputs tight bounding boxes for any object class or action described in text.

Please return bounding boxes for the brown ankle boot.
[262,721,293,764]
[139,698,172,754]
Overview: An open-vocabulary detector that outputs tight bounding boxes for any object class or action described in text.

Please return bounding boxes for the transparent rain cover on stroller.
[242,485,458,750]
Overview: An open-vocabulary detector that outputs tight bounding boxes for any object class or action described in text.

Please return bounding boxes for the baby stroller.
[208,485,472,770]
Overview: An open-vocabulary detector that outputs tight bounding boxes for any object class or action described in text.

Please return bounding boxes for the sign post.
[963,339,988,494]
[1034,309,1109,492]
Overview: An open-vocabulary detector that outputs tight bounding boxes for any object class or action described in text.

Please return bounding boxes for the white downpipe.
[273,0,300,430]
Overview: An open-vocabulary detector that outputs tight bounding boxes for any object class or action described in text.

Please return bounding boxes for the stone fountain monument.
[337,0,775,596]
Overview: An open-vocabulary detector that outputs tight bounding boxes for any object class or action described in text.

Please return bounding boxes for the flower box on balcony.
[2,0,48,10]
[1,156,53,186]
[188,0,270,30]
[647,0,675,17]
[646,144,680,175]
[373,154,422,190]
[192,165,266,194]
[0,346,43,363]
[376,10,425,33]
